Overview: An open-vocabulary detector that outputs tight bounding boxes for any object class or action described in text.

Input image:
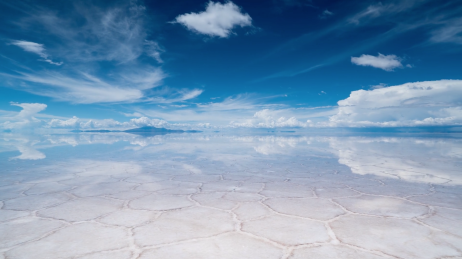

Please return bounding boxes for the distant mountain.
[71,126,201,135]
[70,129,119,133]
[124,126,184,133]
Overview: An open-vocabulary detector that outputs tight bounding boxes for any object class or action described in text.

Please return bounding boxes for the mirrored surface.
[1,132,461,258]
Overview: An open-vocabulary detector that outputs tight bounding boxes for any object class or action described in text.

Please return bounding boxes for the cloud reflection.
[1,132,461,185]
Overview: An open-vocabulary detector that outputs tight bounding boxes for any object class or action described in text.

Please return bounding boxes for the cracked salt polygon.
[242,214,330,245]
[409,192,462,209]
[333,195,428,218]
[191,192,237,210]
[59,175,119,186]
[76,250,132,259]
[260,182,315,198]
[38,197,123,221]
[200,180,262,193]
[350,180,432,197]
[124,173,171,183]
[6,223,128,259]
[106,190,151,200]
[264,197,345,220]
[315,187,360,198]
[138,232,283,259]
[24,182,71,195]
[173,174,222,183]
[71,181,138,197]
[331,214,462,259]
[289,244,387,259]
[4,192,73,210]
[234,202,271,221]
[0,209,29,222]
[223,192,263,202]
[129,193,194,211]
[421,207,462,237]
[0,217,65,249]
[0,184,34,200]
[98,209,158,227]
[134,206,234,246]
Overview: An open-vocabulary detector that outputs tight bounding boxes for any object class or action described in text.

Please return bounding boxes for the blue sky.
[1,0,462,130]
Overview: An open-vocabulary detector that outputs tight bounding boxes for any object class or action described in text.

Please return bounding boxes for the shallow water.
[0,132,461,258]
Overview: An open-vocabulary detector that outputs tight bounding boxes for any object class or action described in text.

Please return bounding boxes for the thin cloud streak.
[11,40,62,65]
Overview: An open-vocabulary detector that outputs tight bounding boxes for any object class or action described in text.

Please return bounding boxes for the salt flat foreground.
[0,133,461,259]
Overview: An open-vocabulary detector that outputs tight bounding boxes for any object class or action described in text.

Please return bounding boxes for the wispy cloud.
[251,64,324,83]
[319,10,333,19]
[351,53,403,71]
[1,1,202,104]
[174,1,252,38]
[22,2,151,63]
[430,17,462,44]
[11,40,62,65]
[2,68,166,104]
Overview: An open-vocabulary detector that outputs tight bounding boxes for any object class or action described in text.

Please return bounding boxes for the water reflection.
[0,132,461,258]
[2,132,461,185]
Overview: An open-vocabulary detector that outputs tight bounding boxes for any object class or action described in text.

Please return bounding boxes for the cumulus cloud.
[330,137,462,184]
[230,109,311,128]
[175,1,252,37]
[328,80,462,127]
[11,40,62,65]
[2,102,47,129]
[351,53,403,71]
[47,116,169,130]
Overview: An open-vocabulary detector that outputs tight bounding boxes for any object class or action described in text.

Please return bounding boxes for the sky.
[1,0,462,131]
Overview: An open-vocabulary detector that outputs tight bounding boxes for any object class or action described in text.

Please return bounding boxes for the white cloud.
[11,40,62,65]
[11,145,46,160]
[351,53,403,71]
[28,2,149,63]
[175,1,252,38]
[430,17,462,45]
[2,68,171,104]
[330,137,462,184]
[147,88,203,104]
[1,2,203,105]
[144,40,164,63]
[370,83,387,89]
[46,116,212,131]
[47,116,169,130]
[319,10,333,19]
[230,109,311,128]
[328,79,462,127]
[2,102,47,129]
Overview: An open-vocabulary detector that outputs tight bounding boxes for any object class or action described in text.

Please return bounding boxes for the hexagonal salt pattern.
[264,197,345,220]
[289,245,387,259]
[331,215,462,259]
[1,134,462,259]
[333,195,429,218]
[5,223,129,259]
[242,214,330,245]
[38,197,124,222]
[134,207,234,246]
[138,232,284,259]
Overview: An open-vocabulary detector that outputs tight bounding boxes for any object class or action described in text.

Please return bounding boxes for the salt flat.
[0,133,461,259]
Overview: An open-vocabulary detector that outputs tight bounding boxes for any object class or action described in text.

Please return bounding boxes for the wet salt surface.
[0,132,461,259]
